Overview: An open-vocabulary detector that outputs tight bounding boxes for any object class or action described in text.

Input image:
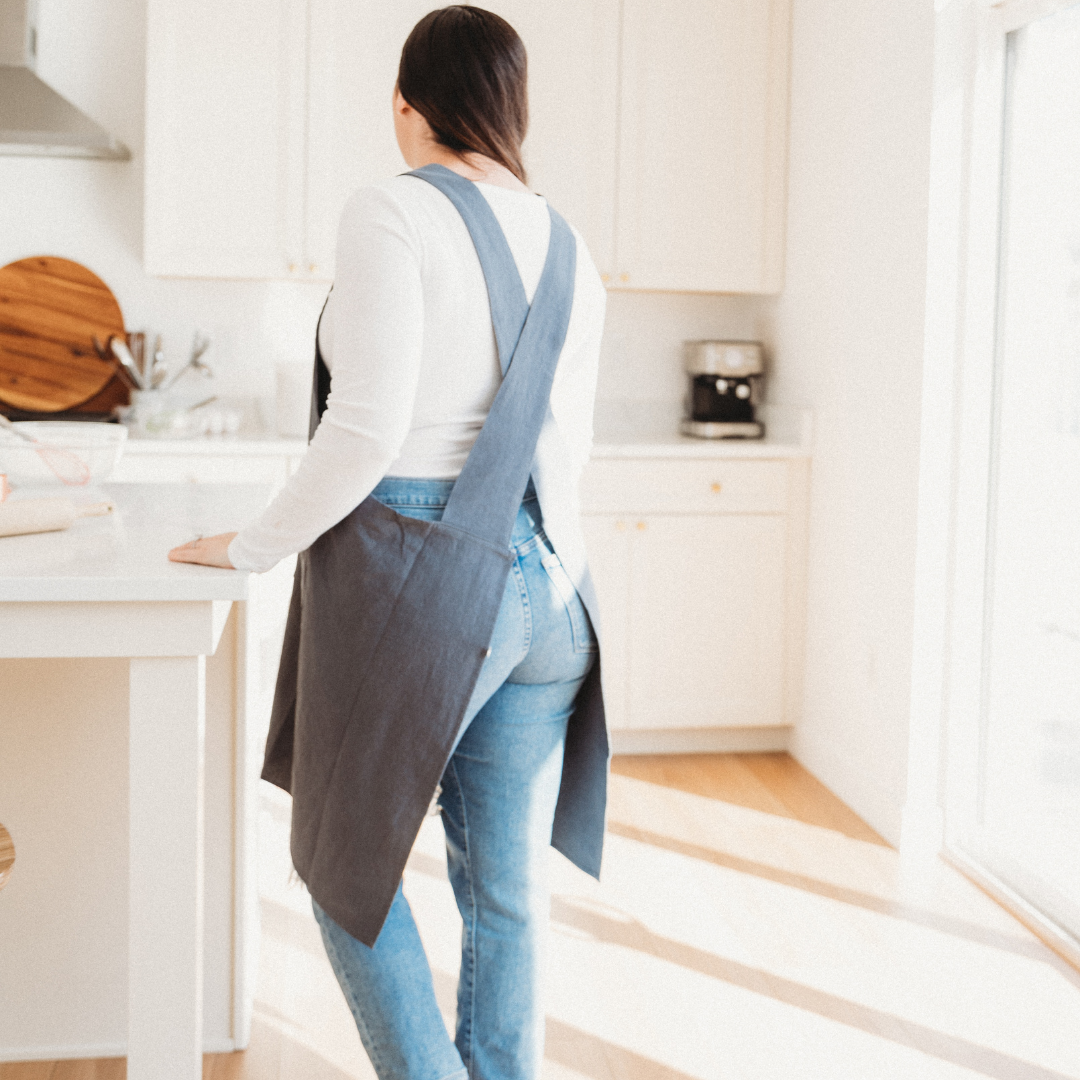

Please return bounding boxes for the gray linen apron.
[262,165,609,946]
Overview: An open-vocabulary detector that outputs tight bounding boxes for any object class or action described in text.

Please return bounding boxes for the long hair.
[398,6,529,183]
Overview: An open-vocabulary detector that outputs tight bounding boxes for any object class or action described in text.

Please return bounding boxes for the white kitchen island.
[0,484,281,1079]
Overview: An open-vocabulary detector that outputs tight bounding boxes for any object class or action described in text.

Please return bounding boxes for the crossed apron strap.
[406,164,577,549]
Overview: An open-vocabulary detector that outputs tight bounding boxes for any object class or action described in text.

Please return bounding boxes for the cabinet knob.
[711,482,722,494]
[287,261,297,274]
[619,272,630,283]
[636,520,647,531]
[307,262,317,274]
[615,520,626,531]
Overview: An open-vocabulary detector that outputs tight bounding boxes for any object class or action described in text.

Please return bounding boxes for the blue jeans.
[312,477,597,1080]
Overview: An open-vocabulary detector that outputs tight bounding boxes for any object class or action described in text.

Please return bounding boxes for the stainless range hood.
[0,0,128,159]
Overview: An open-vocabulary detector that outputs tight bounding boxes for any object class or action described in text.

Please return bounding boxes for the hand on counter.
[168,532,238,569]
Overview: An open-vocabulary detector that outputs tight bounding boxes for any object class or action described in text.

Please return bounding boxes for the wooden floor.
[4,752,1078,1080]
[610,753,888,847]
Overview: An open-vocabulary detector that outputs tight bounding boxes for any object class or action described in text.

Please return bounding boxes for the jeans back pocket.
[540,551,598,654]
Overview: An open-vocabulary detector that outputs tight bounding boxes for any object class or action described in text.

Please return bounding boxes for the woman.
[170,7,609,1080]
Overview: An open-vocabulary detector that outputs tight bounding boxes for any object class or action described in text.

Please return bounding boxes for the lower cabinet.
[110,444,306,490]
[581,457,806,738]
[111,444,806,742]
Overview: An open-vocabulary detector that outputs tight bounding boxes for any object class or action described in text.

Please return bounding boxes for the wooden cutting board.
[0,256,127,413]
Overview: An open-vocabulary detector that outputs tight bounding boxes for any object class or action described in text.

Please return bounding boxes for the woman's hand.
[168,532,239,569]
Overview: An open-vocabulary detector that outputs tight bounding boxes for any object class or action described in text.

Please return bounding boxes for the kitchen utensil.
[0,420,127,486]
[94,335,138,391]
[164,331,214,390]
[680,340,765,439]
[0,256,128,413]
[150,359,169,388]
[0,496,115,538]
[127,332,147,380]
[109,335,146,389]
[0,414,93,485]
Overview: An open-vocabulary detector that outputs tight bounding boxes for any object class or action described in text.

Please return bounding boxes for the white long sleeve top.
[227,173,607,574]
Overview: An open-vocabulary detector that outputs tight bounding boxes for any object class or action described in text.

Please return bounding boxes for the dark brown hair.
[398,6,528,183]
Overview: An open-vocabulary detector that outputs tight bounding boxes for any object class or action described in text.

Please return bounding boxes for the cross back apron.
[262,164,609,946]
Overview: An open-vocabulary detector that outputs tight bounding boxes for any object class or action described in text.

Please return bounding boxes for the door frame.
[908,0,1080,969]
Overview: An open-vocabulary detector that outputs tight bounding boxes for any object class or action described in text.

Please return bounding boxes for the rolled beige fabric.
[0,498,114,538]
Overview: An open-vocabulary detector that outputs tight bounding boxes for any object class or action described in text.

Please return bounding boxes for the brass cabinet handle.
[615,520,626,531]
[636,520,647,531]
[619,272,630,283]
[600,272,611,284]
[711,482,722,494]
[307,262,317,274]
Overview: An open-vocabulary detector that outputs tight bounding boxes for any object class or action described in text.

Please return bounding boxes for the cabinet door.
[615,0,790,292]
[109,454,291,489]
[581,515,633,730]
[306,0,621,281]
[628,515,786,729]
[145,0,307,278]
[305,0,437,278]
[480,0,621,279]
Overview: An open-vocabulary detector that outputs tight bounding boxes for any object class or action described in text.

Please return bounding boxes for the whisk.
[0,416,92,486]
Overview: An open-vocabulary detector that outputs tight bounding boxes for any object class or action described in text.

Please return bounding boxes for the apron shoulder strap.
[407,164,529,376]
[405,164,578,547]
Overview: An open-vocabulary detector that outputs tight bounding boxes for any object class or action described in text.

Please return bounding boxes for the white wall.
[762,0,935,844]
[0,0,766,419]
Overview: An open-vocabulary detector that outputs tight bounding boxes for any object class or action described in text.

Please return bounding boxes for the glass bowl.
[0,421,128,488]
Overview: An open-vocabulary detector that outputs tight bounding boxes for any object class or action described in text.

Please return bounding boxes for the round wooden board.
[0,256,126,413]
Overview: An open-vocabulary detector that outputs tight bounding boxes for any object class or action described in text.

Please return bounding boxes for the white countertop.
[591,402,812,458]
[124,433,310,456]
[0,484,265,602]
[119,404,813,461]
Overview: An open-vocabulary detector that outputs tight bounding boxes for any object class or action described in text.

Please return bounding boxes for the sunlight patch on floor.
[252,766,1080,1080]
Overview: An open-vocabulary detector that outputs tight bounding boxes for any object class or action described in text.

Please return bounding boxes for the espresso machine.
[680,340,765,439]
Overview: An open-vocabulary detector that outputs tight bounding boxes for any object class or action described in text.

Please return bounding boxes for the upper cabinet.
[145,0,789,293]
[144,0,309,279]
[615,0,790,293]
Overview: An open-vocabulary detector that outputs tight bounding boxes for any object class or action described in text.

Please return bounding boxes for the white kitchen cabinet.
[110,452,293,488]
[144,0,787,292]
[581,453,806,742]
[628,515,786,728]
[281,0,621,279]
[144,0,309,278]
[580,514,632,729]
[147,0,619,282]
[480,0,621,278]
[614,0,790,292]
[303,0,436,276]
[108,438,307,490]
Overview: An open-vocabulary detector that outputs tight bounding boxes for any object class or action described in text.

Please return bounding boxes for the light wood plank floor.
[4,753,1078,1080]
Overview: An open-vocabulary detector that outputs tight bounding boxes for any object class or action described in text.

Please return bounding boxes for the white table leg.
[129,655,206,1080]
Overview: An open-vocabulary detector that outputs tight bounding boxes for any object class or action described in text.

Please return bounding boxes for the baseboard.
[0,1043,125,1064]
[943,846,1080,973]
[0,1038,237,1063]
[610,725,791,755]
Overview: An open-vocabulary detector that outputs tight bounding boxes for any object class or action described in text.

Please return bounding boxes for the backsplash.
[596,290,775,410]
